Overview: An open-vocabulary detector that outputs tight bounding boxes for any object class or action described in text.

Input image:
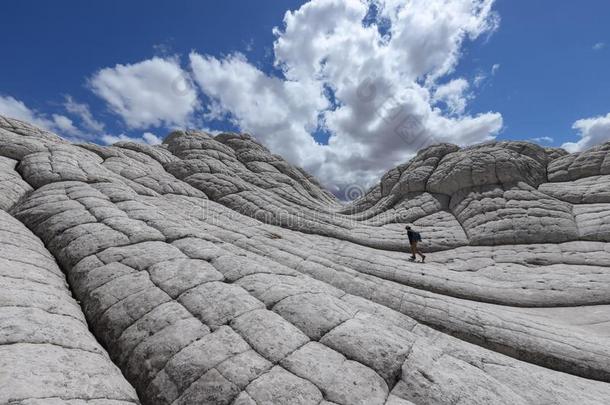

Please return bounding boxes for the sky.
[1,0,609,197]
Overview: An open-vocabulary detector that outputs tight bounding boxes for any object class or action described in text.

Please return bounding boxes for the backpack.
[414,231,422,242]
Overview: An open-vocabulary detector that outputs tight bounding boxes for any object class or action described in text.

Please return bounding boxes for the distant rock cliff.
[1,114,609,405]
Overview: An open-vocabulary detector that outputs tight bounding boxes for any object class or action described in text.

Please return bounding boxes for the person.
[406,225,425,262]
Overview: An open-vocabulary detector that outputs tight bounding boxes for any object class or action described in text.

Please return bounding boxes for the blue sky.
[1,0,609,192]
[459,0,610,143]
[0,0,302,137]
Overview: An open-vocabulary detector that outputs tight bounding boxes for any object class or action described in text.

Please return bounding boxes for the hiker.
[406,225,425,262]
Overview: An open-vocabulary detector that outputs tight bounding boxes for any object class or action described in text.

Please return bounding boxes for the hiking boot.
[421,255,426,263]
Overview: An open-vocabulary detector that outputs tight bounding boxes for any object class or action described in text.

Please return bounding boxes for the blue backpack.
[414,231,422,242]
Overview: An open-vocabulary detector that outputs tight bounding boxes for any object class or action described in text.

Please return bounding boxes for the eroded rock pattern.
[0,207,138,404]
[1,114,610,404]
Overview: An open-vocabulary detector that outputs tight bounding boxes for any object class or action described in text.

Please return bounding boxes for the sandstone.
[1,114,610,404]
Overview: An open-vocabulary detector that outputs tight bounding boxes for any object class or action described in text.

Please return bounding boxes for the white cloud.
[244,38,255,52]
[0,95,55,129]
[473,63,499,88]
[593,42,605,51]
[190,52,328,165]
[0,95,82,139]
[52,114,80,136]
[142,132,162,145]
[473,73,486,87]
[562,112,610,153]
[530,136,553,144]
[101,134,130,144]
[0,94,188,148]
[189,0,502,194]
[0,94,122,145]
[433,78,470,115]
[64,96,105,133]
[152,41,173,57]
[89,57,199,129]
[101,132,162,146]
[4,1,505,196]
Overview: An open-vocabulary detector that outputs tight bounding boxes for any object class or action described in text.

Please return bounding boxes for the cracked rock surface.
[1,115,610,404]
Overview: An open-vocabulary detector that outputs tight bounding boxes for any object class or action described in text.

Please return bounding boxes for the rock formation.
[1,114,609,404]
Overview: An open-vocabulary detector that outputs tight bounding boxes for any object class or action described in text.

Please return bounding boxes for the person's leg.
[414,242,426,262]
[410,242,417,260]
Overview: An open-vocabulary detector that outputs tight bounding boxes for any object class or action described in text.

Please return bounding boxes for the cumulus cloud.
[64,96,105,133]
[142,132,162,145]
[4,1,504,196]
[89,57,199,129]
[190,52,328,165]
[51,114,80,136]
[433,78,470,115]
[562,112,610,153]
[593,42,605,51]
[101,131,162,146]
[0,95,55,129]
[100,134,132,144]
[0,95,83,138]
[530,136,553,144]
[0,94,147,145]
[189,0,502,194]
